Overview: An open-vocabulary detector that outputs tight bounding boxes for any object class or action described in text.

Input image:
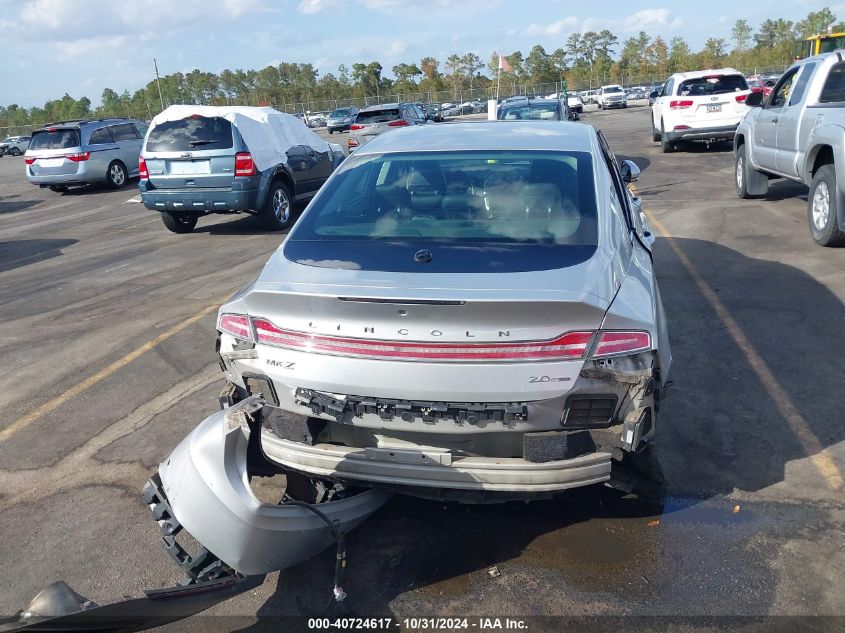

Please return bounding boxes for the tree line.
[1,7,840,130]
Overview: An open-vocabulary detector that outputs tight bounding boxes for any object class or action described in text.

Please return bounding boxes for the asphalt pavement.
[0,105,843,630]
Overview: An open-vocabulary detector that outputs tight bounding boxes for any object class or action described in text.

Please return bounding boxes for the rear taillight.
[592,331,651,358]
[252,317,594,362]
[348,138,359,147]
[24,157,35,165]
[388,120,409,127]
[234,152,256,177]
[669,100,693,109]
[66,152,90,162]
[349,124,364,130]
[673,125,691,131]
[138,156,148,180]
[218,314,253,341]
[735,94,748,103]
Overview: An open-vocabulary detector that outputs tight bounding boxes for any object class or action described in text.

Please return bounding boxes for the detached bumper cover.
[157,397,392,576]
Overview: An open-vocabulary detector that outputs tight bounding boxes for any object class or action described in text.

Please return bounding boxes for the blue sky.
[1,0,842,107]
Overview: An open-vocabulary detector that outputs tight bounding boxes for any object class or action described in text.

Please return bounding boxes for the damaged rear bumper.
[153,396,392,576]
[261,432,612,493]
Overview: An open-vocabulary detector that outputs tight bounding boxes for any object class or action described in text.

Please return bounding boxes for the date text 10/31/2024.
[307,617,529,630]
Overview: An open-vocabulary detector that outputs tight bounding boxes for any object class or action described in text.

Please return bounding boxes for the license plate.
[169,160,210,175]
[706,104,722,113]
[39,158,63,167]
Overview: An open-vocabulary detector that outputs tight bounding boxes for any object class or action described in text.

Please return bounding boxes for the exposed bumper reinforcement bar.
[261,430,612,493]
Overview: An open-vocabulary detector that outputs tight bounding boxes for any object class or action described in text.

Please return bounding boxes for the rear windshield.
[145,116,234,152]
[355,109,401,124]
[602,86,623,93]
[332,109,353,117]
[286,151,598,273]
[820,62,845,103]
[498,102,559,120]
[29,129,81,150]
[678,74,748,96]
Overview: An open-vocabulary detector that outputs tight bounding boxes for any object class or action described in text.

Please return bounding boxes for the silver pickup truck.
[734,51,845,246]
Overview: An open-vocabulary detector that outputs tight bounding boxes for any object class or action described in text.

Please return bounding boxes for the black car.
[497,98,577,122]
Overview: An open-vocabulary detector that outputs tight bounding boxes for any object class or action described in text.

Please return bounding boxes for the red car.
[750,76,779,98]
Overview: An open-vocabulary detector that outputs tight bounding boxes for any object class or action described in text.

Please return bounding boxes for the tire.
[807,164,845,247]
[49,185,68,193]
[328,129,333,135]
[161,212,198,234]
[623,103,628,109]
[262,180,294,230]
[660,121,675,153]
[106,161,127,189]
[10,147,20,156]
[652,119,660,142]
[735,146,759,199]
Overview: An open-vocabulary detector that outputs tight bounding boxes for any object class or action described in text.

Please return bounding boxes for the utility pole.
[154,58,165,111]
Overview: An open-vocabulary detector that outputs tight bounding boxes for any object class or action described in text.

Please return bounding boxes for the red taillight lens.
[349,124,364,130]
[139,156,148,180]
[234,152,256,177]
[388,119,409,127]
[24,157,35,165]
[66,152,90,162]
[348,138,359,147]
[252,318,594,362]
[592,331,651,358]
[669,100,693,109]
[673,125,691,131]
[735,94,748,103]
[218,314,253,341]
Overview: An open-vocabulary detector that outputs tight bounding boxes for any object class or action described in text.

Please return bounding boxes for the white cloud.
[298,0,341,14]
[525,17,578,36]
[625,8,682,31]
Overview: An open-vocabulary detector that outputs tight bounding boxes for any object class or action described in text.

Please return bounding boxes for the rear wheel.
[652,118,660,142]
[262,180,294,230]
[808,165,845,247]
[660,121,675,153]
[161,212,198,234]
[107,161,127,189]
[10,147,21,156]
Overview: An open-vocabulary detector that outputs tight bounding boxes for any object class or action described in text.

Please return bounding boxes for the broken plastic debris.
[488,566,502,578]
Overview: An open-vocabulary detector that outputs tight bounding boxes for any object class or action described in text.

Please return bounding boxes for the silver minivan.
[25,118,148,192]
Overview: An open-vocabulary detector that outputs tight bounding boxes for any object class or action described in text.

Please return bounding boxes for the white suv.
[651,68,751,153]
[597,85,626,110]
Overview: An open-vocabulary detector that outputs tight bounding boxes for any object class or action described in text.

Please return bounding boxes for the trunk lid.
[26,128,83,176]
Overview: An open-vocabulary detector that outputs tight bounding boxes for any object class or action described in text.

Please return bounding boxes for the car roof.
[500,98,559,107]
[670,67,744,80]
[360,102,408,111]
[352,121,595,155]
[38,118,139,130]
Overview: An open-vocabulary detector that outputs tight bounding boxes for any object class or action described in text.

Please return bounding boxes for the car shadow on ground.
[762,179,808,202]
[0,239,78,273]
[192,204,307,236]
[225,236,844,626]
[57,178,140,196]
[0,195,41,214]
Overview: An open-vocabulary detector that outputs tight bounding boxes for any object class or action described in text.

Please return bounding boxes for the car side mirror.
[620,159,640,183]
[649,91,658,100]
[745,92,764,107]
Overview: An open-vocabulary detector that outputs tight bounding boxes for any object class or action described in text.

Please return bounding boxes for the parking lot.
[1,104,843,627]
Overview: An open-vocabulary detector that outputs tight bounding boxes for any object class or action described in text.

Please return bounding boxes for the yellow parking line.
[0,297,228,444]
[632,184,843,489]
